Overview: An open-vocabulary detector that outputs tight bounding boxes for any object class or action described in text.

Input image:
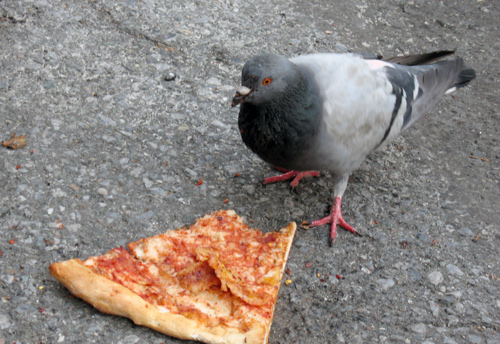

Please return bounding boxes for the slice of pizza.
[49,210,296,344]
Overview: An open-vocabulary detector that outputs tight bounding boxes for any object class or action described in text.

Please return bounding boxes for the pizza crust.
[49,259,266,344]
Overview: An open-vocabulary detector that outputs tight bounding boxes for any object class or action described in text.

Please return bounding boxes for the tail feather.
[401,56,475,129]
[420,58,465,93]
[384,50,455,66]
[367,50,475,132]
[453,63,476,91]
[383,50,476,92]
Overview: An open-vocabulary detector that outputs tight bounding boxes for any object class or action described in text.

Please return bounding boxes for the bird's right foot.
[263,167,320,189]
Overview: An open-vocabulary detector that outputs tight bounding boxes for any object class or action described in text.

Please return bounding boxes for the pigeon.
[231,50,476,245]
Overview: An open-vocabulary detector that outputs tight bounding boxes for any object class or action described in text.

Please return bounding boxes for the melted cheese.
[83,210,296,333]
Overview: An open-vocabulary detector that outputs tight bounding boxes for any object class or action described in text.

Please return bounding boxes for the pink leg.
[263,167,320,189]
[310,196,361,245]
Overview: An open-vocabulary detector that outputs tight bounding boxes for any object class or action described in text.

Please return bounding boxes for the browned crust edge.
[49,222,297,344]
[262,221,297,344]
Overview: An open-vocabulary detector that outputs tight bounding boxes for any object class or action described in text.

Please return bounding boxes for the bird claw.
[329,236,336,247]
[309,196,362,245]
[329,226,362,246]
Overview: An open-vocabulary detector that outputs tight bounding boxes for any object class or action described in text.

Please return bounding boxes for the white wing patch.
[413,75,420,99]
[366,59,395,71]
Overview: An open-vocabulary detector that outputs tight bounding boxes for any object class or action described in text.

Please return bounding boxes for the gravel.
[1,0,499,343]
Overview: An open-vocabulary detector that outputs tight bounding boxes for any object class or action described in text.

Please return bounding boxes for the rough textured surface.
[0,0,498,343]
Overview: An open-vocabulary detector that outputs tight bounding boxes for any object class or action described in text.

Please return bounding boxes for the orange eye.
[262,77,272,85]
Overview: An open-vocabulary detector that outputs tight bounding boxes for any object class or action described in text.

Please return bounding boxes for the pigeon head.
[231,54,300,107]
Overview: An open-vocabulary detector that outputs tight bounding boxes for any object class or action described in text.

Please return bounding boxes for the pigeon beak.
[231,86,252,107]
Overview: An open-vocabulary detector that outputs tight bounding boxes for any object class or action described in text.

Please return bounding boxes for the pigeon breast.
[237,63,323,171]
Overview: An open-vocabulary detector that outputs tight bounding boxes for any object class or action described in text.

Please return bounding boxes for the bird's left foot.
[263,167,320,189]
[307,196,362,246]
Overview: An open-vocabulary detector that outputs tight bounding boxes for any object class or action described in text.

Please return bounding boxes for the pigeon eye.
[262,77,272,85]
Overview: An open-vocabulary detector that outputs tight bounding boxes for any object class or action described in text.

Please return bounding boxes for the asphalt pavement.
[1,0,499,343]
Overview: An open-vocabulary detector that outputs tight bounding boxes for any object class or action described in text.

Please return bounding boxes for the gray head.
[231,54,301,107]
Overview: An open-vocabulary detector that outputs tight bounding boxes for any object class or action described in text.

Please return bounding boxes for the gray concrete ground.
[1,0,499,343]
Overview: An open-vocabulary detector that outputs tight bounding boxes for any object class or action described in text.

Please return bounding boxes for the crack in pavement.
[87,0,178,52]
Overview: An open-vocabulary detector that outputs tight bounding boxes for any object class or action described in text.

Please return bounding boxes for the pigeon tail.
[383,50,456,66]
[446,62,476,94]
[397,57,475,131]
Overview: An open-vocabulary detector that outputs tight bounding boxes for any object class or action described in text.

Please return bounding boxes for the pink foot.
[309,196,361,245]
[263,167,320,188]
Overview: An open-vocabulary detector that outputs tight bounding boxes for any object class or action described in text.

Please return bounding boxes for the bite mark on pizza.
[49,210,296,344]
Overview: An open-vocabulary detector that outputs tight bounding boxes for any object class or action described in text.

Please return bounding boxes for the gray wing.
[377,56,475,147]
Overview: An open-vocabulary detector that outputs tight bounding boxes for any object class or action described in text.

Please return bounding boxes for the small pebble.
[377,278,395,290]
[443,336,459,344]
[468,334,483,344]
[459,227,474,236]
[130,167,144,178]
[97,188,108,196]
[0,312,11,330]
[143,177,153,188]
[446,264,464,276]
[164,72,176,81]
[243,185,255,195]
[411,323,426,334]
[428,271,444,285]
